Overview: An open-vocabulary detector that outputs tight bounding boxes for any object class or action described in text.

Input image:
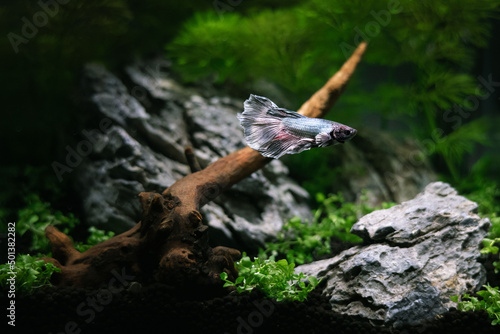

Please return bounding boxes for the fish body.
[237,94,357,159]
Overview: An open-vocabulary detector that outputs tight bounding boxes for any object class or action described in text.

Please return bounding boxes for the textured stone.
[75,60,312,250]
[330,128,437,207]
[296,182,490,327]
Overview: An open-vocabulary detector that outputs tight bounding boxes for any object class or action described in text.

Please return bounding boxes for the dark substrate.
[3,245,499,334]
[4,280,496,334]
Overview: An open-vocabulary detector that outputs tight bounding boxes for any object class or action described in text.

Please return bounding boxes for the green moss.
[220,253,320,302]
[259,192,395,265]
[0,255,60,295]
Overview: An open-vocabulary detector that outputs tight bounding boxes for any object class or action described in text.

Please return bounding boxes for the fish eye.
[343,129,351,135]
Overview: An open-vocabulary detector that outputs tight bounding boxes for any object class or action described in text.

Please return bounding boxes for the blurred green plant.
[259,192,395,265]
[472,191,500,240]
[481,238,500,274]
[167,0,500,184]
[220,252,319,302]
[456,156,500,263]
[0,254,60,295]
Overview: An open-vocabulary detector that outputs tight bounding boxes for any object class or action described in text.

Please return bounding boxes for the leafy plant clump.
[16,193,115,254]
[17,193,79,253]
[220,253,320,302]
[0,254,60,295]
[260,192,395,265]
[480,238,500,274]
[1,195,114,295]
[74,226,116,252]
[451,285,500,326]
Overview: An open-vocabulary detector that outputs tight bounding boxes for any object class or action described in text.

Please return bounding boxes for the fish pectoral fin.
[266,108,303,119]
[315,132,332,148]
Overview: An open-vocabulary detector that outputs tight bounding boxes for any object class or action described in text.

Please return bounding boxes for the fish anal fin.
[260,133,314,159]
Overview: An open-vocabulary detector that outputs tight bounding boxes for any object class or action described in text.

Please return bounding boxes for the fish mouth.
[335,129,357,144]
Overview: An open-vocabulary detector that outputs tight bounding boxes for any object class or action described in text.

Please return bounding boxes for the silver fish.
[237,94,357,159]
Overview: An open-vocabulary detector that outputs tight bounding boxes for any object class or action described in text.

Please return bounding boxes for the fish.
[237,94,357,159]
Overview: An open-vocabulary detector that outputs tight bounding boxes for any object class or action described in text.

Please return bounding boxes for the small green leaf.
[308,276,319,287]
[28,215,39,225]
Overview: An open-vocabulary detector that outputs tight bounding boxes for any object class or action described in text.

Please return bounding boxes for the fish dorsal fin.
[249,94,279,109]
[266,108,303,119]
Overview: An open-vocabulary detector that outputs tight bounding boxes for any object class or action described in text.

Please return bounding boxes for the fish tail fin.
[237,95,310,159]
[237,95,283,156]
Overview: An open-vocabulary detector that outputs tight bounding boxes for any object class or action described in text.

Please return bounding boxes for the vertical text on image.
[6,222,17,327]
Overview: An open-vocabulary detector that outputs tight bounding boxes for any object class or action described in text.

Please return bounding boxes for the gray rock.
[296,182,490,328]
[75,60,312,250]
[331,128,437,208]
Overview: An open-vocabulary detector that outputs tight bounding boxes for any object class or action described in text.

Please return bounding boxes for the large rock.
[296,182,490,328]
[75,60,311,251]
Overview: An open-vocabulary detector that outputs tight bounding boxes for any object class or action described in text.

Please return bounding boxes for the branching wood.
[43,42,367,290]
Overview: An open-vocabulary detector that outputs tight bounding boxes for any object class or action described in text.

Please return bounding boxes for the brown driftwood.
[42,42,367,290]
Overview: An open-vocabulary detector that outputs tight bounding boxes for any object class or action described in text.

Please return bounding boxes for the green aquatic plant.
[220,253,319,302]
[458,167,500,271]
[481,238,500,274]
[74,226,116,252]
[260,192,395,264]
[464,181,500,240]
[0,254,60,295]
[450,172,500,327]
[16,193,115,253]
[451,285,500,326]
[17,194,79,253]
[167,0,499,183]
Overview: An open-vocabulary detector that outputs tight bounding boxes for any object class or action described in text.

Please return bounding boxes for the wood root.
[42,42,367,291]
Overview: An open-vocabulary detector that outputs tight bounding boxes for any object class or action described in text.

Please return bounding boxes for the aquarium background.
[0,0,499,240]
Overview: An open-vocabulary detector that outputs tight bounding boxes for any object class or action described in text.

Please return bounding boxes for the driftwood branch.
[43,42,367,290]
[184,147,202,173]
[164,42,367,210]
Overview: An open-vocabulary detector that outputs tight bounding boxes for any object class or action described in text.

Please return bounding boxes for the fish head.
[331,124,357,144]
